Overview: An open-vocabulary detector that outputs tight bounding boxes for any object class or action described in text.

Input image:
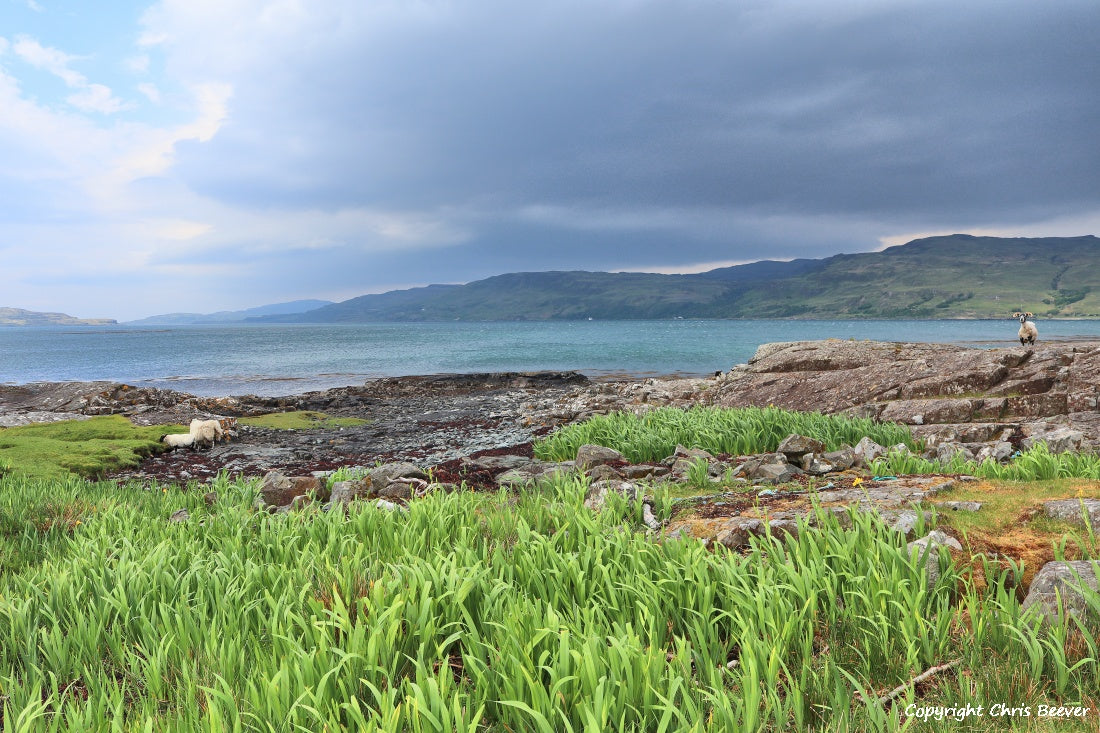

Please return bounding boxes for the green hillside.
[731,235,1100,318]
[264,235,1100,321]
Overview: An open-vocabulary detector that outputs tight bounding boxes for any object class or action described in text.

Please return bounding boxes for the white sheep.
[162,432,195,450]
[162,418,235,451]
[1013,311,1038,346]
[189,418,227,449]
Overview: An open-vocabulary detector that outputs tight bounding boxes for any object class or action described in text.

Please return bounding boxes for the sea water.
[3,320,1100,396]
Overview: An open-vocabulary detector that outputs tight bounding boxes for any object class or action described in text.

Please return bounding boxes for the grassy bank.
[0,416,179,481]
[534,406,916,463]
[1,472,1098,731]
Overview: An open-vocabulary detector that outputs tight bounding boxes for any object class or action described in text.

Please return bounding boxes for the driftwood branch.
[876,659,963,705]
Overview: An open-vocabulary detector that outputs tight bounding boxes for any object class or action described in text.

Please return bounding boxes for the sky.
[1,0,1098,321]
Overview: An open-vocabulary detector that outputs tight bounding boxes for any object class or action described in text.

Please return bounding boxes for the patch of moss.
[238,411,369,430]
[0,415,180,480]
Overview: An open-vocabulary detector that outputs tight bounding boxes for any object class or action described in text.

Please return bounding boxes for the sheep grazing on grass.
[1014,311,1038,346]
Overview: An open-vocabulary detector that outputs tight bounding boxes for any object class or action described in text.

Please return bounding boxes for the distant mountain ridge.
[126,299,334,325]
[258,235,1100,322]
[0,307,115,327]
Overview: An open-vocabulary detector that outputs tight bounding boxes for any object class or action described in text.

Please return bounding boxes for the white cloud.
[67,83,129,114]
[11,35,128,115]
[126,54,151,74]
[12,35,85,86]
[136,82,160,102]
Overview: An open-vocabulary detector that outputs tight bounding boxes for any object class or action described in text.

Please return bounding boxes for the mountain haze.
[0,308,116,327]
[126,300,334,325]
[258,236,1100,322]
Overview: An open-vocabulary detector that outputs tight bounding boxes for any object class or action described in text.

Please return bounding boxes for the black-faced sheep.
[1013,312,1038,346]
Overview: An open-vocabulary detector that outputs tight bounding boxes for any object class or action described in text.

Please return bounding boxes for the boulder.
[907,531,962,584]
[584,480,638,510]
[1022,561,1100,621]
[329,478,371,504]
[377,482,413,501]
[823,447,856,471]
[715,518,767,549]
[585,463,623,482]
[168,508,190,523]
[1043,498,1100,531]
[575,444,626,471]
[853,437,886,466]
[801,453,837,476]
[259,471,325,507]
[931,442,975,463]
[715,518,798,549]
[888,510,933,540]
[777,433,827,461]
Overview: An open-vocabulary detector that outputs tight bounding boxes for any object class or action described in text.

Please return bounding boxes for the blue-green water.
[3,320,1100,396]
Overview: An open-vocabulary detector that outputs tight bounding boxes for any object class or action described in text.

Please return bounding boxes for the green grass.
[238,410,370,430]
[0,415,180,480]
[872,442,1100,482]
[535,406,916,463]
[1,472,1097,731]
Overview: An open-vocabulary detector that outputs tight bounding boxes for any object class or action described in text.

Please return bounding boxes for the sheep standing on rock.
[1013,312,1038,346]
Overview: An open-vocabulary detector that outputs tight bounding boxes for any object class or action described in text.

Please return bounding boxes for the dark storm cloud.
[172,0,1100,229]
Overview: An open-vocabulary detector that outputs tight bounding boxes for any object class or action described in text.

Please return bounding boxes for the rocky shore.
[2,340,1098,486]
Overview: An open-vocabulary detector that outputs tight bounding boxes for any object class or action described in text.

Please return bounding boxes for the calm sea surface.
[3,320,1100,396]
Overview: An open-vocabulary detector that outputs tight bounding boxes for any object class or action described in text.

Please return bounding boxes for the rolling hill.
[259,235,1100,321]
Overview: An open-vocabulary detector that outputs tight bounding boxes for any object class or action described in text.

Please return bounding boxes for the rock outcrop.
[707,340,1100,449]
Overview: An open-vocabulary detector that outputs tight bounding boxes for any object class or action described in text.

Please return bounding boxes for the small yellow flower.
[852,477,863,488]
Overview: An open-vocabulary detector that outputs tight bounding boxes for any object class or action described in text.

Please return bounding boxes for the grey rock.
[575,444,626,471]
[715,518,767,549]
[169,508,190,523]
[377,482,413,501]
[671,445,717,463]
[753,460,804,485]
[496,468,535,486]
[801,453,838,476]
[777,433,826,460]
[289,494,312,511]
[584,480,638,510]
[1023,427,1084,454]
[1022,561,1100,621]
[369,461,428,487]
[888,510,933,540]
[329,478,371,504]
[974,441,1015,463]
[853,437,886,466]
[823,447,856,471]
[586,463,624,482]
[1043,499,1100,531]
[940,501,982,512]
[259,471,325,507]
[932,442,975,463]
[907,531,963,584]
[621,464,661,479]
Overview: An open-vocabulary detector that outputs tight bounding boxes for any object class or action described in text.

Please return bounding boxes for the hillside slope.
[261,235,1100,321]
